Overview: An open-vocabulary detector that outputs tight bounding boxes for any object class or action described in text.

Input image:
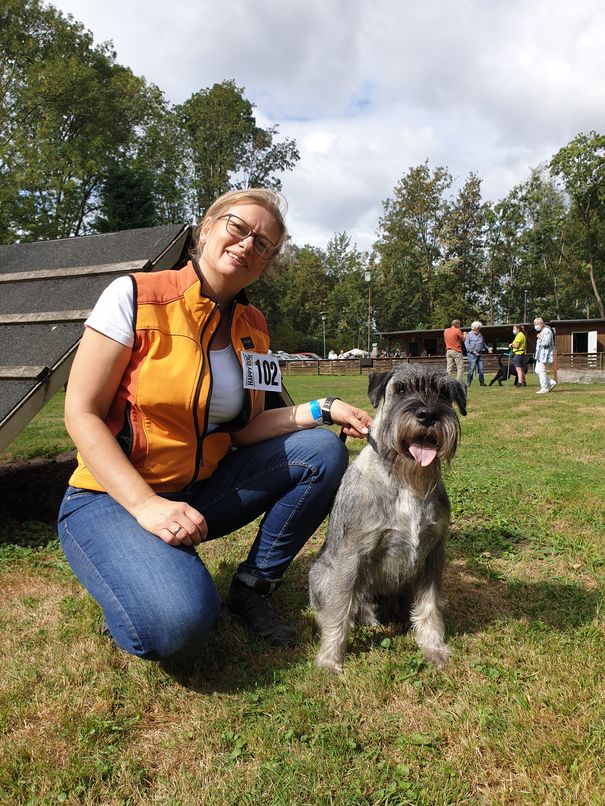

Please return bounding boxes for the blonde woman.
[58,189,371,660]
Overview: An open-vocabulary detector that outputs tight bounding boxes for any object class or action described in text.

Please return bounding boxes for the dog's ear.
[452,380,467,416]
[368,371,392,408]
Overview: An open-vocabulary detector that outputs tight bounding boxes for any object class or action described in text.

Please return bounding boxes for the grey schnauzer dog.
[309,363,467,672]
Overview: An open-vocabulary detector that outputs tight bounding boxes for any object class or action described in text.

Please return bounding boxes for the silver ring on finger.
[169,525,183,537]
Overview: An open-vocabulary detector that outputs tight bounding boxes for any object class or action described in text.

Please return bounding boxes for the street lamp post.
[320,313,327,359]
[364,270,371,353]
[524,289,528,323]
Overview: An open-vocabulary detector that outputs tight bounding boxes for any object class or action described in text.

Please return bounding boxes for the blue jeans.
[466,353,484,385]
[58,428,348,660]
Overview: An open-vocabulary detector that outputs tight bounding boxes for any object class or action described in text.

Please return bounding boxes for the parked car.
[292,351,322,360]
[340,348,370,359]
[274,350,295,364]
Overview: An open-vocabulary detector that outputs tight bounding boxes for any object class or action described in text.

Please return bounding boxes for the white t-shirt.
[85,277,245,426]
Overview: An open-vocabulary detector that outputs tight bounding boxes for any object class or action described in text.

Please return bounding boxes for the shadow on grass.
[157,616,313,693]
[156,533,601,691]
[445,524,601,635]
[444,560,600,637]
[0,520,58,550]
[0,453,75,524]
[4,520,598,692]
[124,559,316,694]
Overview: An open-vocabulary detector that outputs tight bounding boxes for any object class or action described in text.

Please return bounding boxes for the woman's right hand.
[133,495,208,546]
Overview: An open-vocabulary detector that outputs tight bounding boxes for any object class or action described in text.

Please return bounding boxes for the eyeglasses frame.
[216,213,277,260]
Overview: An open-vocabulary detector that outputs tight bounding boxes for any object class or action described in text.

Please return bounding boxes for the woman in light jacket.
[533,317,557,394]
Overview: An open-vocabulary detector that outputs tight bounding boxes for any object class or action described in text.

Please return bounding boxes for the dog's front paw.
[422,645,451,670]
[315,653,344,674]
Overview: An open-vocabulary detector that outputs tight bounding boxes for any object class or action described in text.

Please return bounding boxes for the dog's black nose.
[415,407,435,426]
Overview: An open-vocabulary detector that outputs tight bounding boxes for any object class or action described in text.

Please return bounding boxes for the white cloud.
[51,0,605,249]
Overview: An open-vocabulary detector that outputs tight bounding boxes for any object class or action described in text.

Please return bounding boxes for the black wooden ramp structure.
[0,224,191,455]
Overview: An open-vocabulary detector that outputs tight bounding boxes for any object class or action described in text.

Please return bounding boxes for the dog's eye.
[394,382,408,396]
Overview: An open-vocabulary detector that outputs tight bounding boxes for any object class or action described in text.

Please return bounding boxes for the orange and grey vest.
[69,260,269,493]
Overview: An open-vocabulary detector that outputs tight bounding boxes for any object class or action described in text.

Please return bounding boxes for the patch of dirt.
[0,452,77,523]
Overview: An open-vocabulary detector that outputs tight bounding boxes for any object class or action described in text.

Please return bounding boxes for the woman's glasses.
[217,213,276,259]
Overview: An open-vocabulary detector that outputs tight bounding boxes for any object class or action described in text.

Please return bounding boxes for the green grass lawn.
[1,375,604,804]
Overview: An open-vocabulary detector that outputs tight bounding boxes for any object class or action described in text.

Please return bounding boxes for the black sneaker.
[227,579,297,648]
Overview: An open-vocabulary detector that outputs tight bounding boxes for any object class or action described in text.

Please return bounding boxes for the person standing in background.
[509,324,527,387]
[444,319,465,382]
[464,321,493,386]
[533,317,557,394]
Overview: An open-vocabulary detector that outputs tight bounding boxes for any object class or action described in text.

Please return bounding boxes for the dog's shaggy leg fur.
[411,542,450,668]
[314,606,354,672]
[311,562,359,672]
[411,583,450,668]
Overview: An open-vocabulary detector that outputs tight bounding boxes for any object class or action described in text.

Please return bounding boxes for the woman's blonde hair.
[192,188,288,263]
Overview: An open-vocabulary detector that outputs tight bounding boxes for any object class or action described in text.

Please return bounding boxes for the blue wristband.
[309,399,322,424]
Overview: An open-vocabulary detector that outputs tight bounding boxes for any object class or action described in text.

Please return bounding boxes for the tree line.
[2,1,604,356]
[252,138,605,355]
[0,0,299,242]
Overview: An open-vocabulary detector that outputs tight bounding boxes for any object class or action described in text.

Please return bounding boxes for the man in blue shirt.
[464,321,493,386]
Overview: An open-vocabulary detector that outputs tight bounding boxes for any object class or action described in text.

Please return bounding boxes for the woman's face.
[199,202,281,296]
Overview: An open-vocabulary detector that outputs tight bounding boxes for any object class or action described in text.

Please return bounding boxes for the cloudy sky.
[52,0,605,251]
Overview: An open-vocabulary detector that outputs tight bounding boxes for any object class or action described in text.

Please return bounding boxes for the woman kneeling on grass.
[58,188,371,661]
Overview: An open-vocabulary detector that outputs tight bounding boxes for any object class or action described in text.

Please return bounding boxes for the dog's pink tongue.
[409,442,438,467]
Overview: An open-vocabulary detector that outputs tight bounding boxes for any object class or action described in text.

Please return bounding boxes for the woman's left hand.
[329,400,372,439]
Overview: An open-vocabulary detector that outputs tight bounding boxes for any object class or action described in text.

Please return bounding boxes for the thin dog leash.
[340,425,382,459]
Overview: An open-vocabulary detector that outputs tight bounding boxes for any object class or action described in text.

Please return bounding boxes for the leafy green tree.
[178,80,299,219]
[323,233,370,350]
[135,85,189,225]
[1,0,151,241]
[550,131,605,318]
[234,125,299,191]
[326,270,371,351]
[94,84,190,231]
[485,165,589,323]
[249,244,326,353]
[251,235,371,354]
[281,244,332,350]
[484,188,531,324]
[94,163,158,232]
[178,80,256,218]
[374,163,452,331]
[435,173,487,326]
[514,167,570,320]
